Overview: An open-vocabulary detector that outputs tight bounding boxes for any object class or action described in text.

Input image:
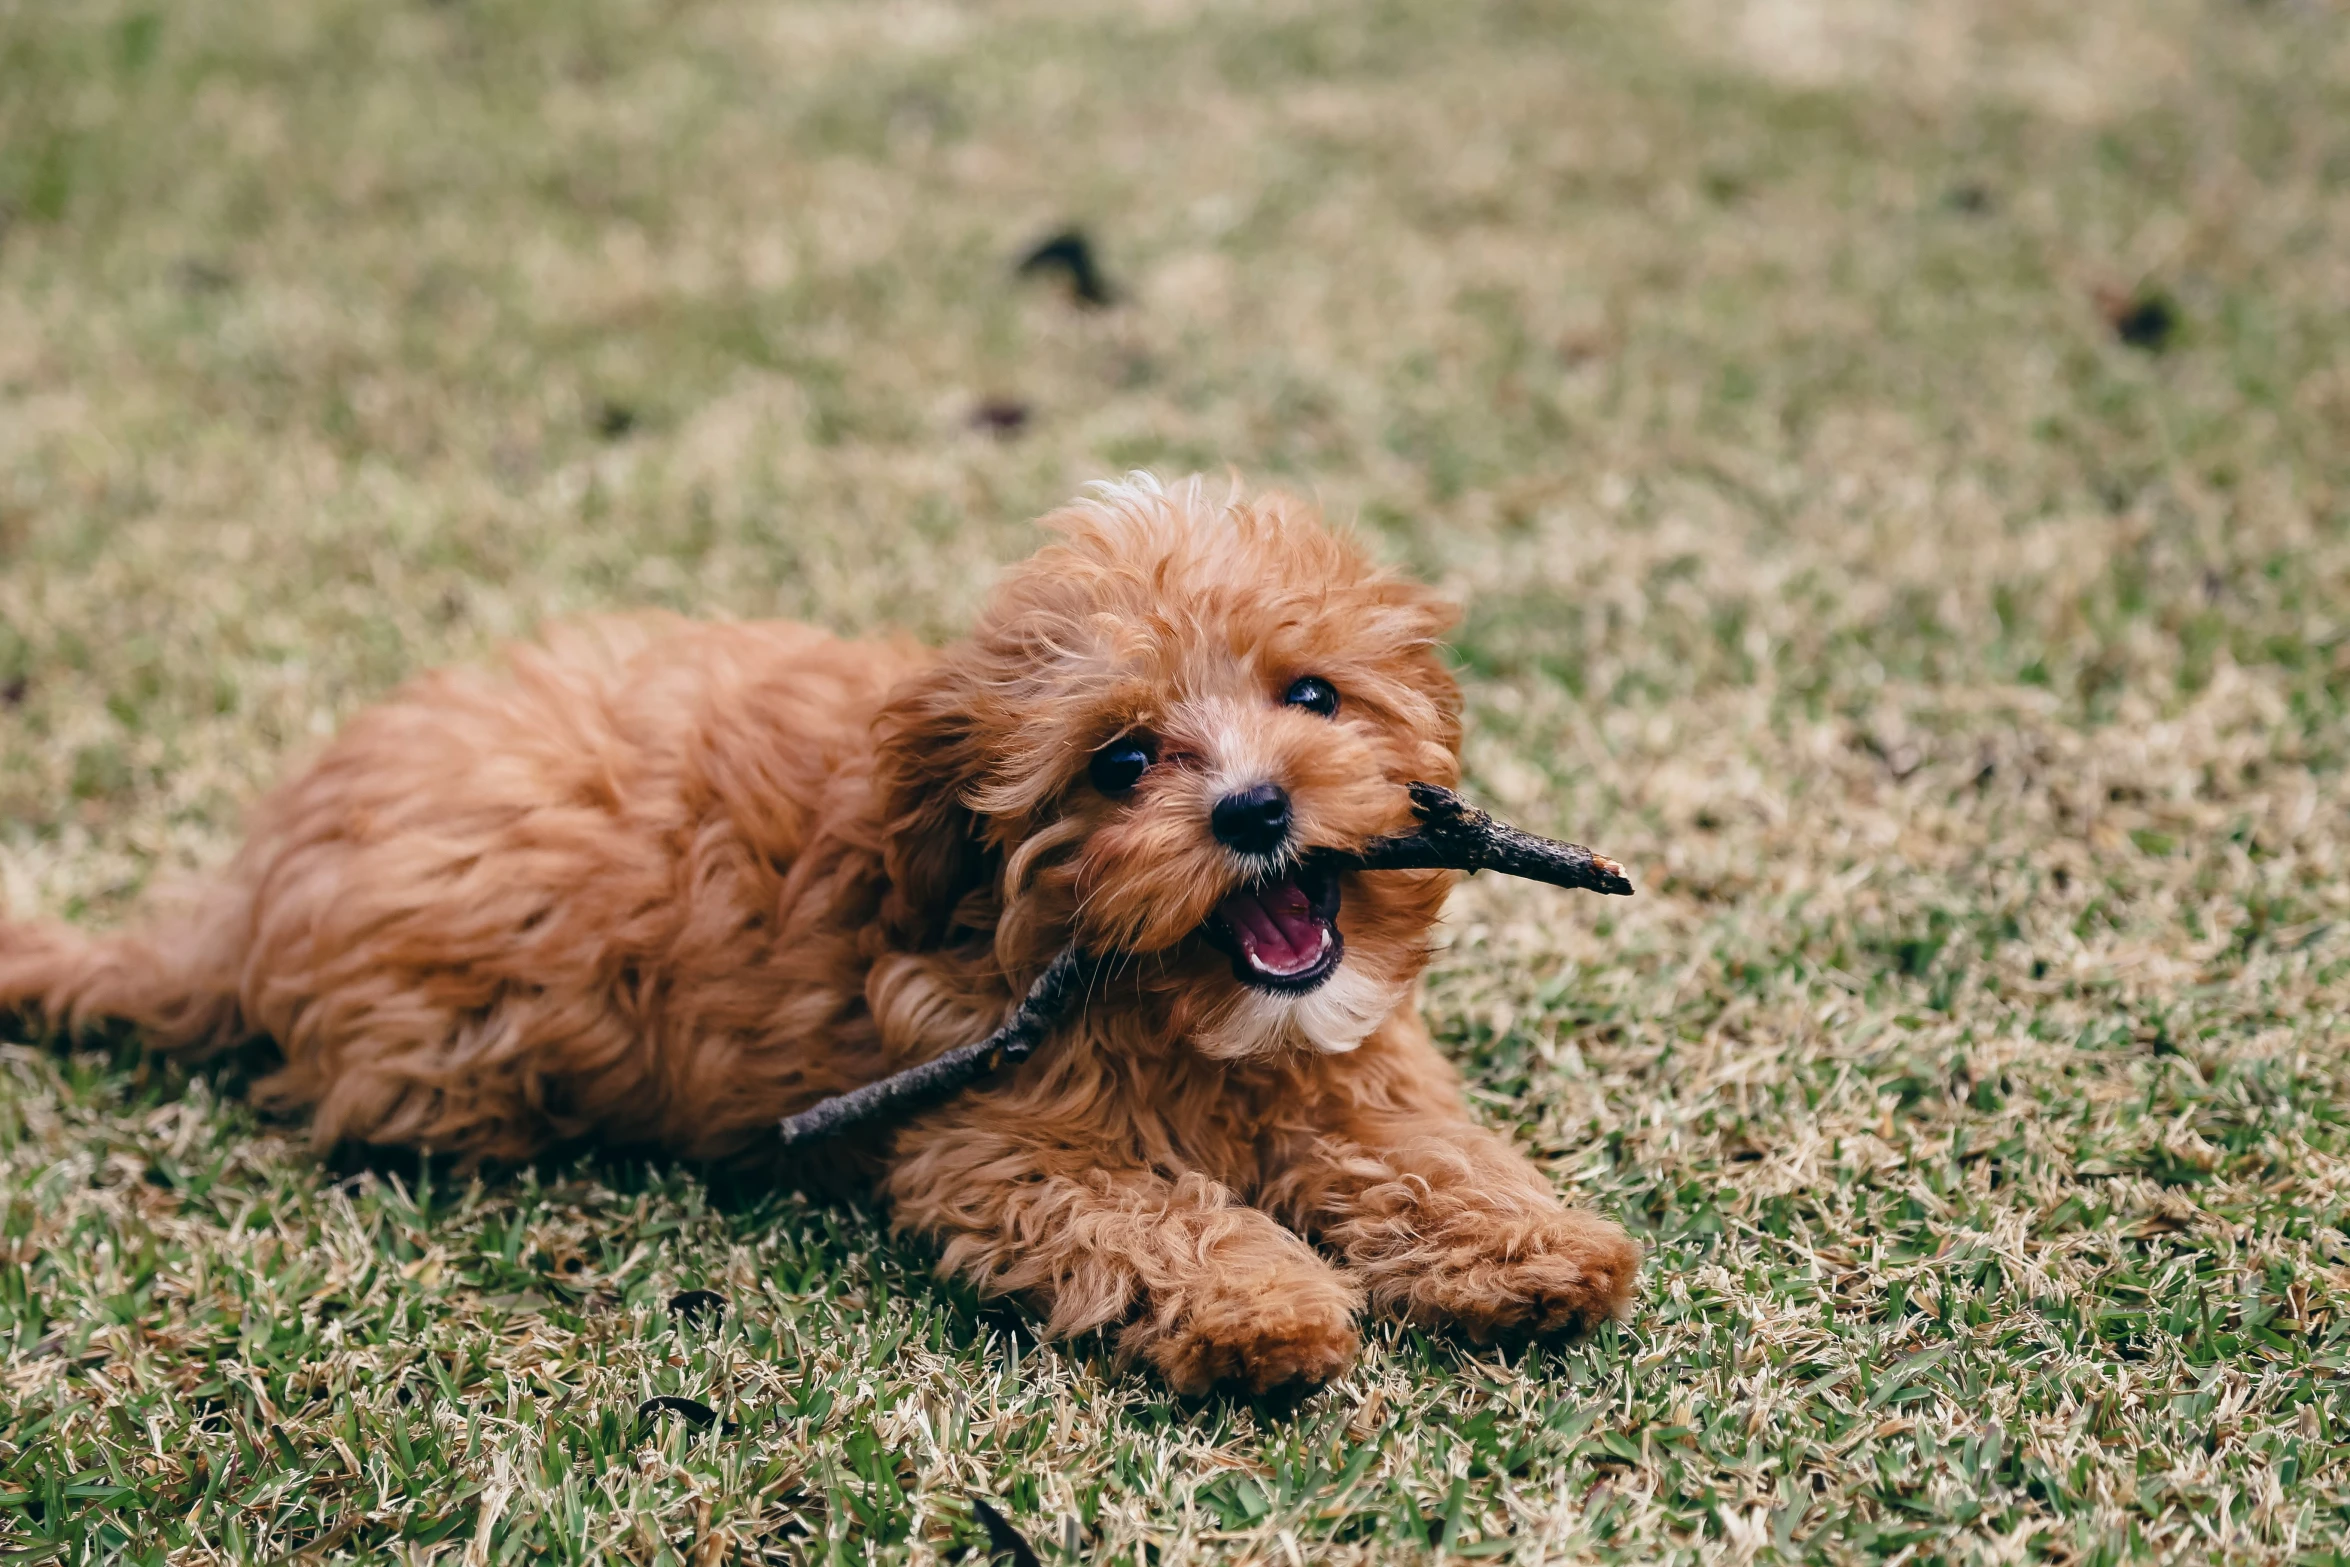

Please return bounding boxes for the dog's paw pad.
[1152,1292,1360,1397]
[1414,1220,1642,1342]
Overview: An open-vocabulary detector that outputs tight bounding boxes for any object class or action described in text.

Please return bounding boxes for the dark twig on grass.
[636,1394,734,1433]
[774,784,1628,1146]
[970,1497,1044,1567]
[1015,228,1116,307]
[666,1289,725,1325]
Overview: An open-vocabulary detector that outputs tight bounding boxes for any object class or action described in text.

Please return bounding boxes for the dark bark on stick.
[774,784,1627,1146]
[1327,781,1633,895]
[774,946,1100,1148]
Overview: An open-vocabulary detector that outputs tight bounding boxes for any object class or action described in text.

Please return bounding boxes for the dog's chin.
[1188,864,1400,1060]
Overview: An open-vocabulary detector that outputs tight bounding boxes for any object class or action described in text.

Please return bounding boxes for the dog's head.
[875,474,1461,1057]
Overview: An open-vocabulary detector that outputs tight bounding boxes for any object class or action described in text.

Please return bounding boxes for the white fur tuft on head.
[1060,471,1253,545]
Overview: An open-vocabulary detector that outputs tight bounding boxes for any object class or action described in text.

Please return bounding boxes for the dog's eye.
[1088,734,1157,794]
[1282,676,1340,718]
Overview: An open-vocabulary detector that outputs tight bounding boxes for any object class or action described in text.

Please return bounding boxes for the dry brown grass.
[4,0,2349,1561]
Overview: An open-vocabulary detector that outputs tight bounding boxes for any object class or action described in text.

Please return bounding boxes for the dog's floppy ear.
[871,656,996,948]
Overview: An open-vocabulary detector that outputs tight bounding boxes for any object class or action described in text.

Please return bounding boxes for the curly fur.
[0,474,1639,1393]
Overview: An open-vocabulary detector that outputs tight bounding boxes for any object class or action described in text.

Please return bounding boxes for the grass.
[4,0,2350,1559]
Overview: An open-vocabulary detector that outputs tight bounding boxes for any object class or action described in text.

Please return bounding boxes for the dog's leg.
[1262,1016,1641,1341]
[886,1113,1362,1395]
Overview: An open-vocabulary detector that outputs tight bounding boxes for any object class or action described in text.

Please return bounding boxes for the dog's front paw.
[1401,1212,1641,1342]
[1132,1271,1362,1397]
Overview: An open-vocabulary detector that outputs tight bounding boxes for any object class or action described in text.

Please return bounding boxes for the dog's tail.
[0,882,252,1057]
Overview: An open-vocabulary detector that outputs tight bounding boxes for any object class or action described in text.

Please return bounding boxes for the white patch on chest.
[1190,962,1402,1059]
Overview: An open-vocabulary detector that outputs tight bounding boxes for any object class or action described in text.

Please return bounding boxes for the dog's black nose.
[1211,783,1293,855]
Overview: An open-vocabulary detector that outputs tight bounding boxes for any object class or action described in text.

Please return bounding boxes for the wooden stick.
[775,946,1099,1148]
[1332,780,1633,894]
[774,785,1627,1146]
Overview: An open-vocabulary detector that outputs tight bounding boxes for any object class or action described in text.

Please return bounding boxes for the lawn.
[4,0,2349,1561]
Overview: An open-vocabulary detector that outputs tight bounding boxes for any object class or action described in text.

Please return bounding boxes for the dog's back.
[0,614,929,1160]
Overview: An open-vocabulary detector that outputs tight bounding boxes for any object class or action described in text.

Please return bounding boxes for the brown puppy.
[0,474,1638,1394]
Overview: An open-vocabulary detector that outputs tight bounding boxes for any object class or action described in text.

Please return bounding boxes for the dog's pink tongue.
[1216,878,1326,975]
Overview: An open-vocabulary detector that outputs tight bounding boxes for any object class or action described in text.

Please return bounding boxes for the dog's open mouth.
[1202,861,1343,992]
